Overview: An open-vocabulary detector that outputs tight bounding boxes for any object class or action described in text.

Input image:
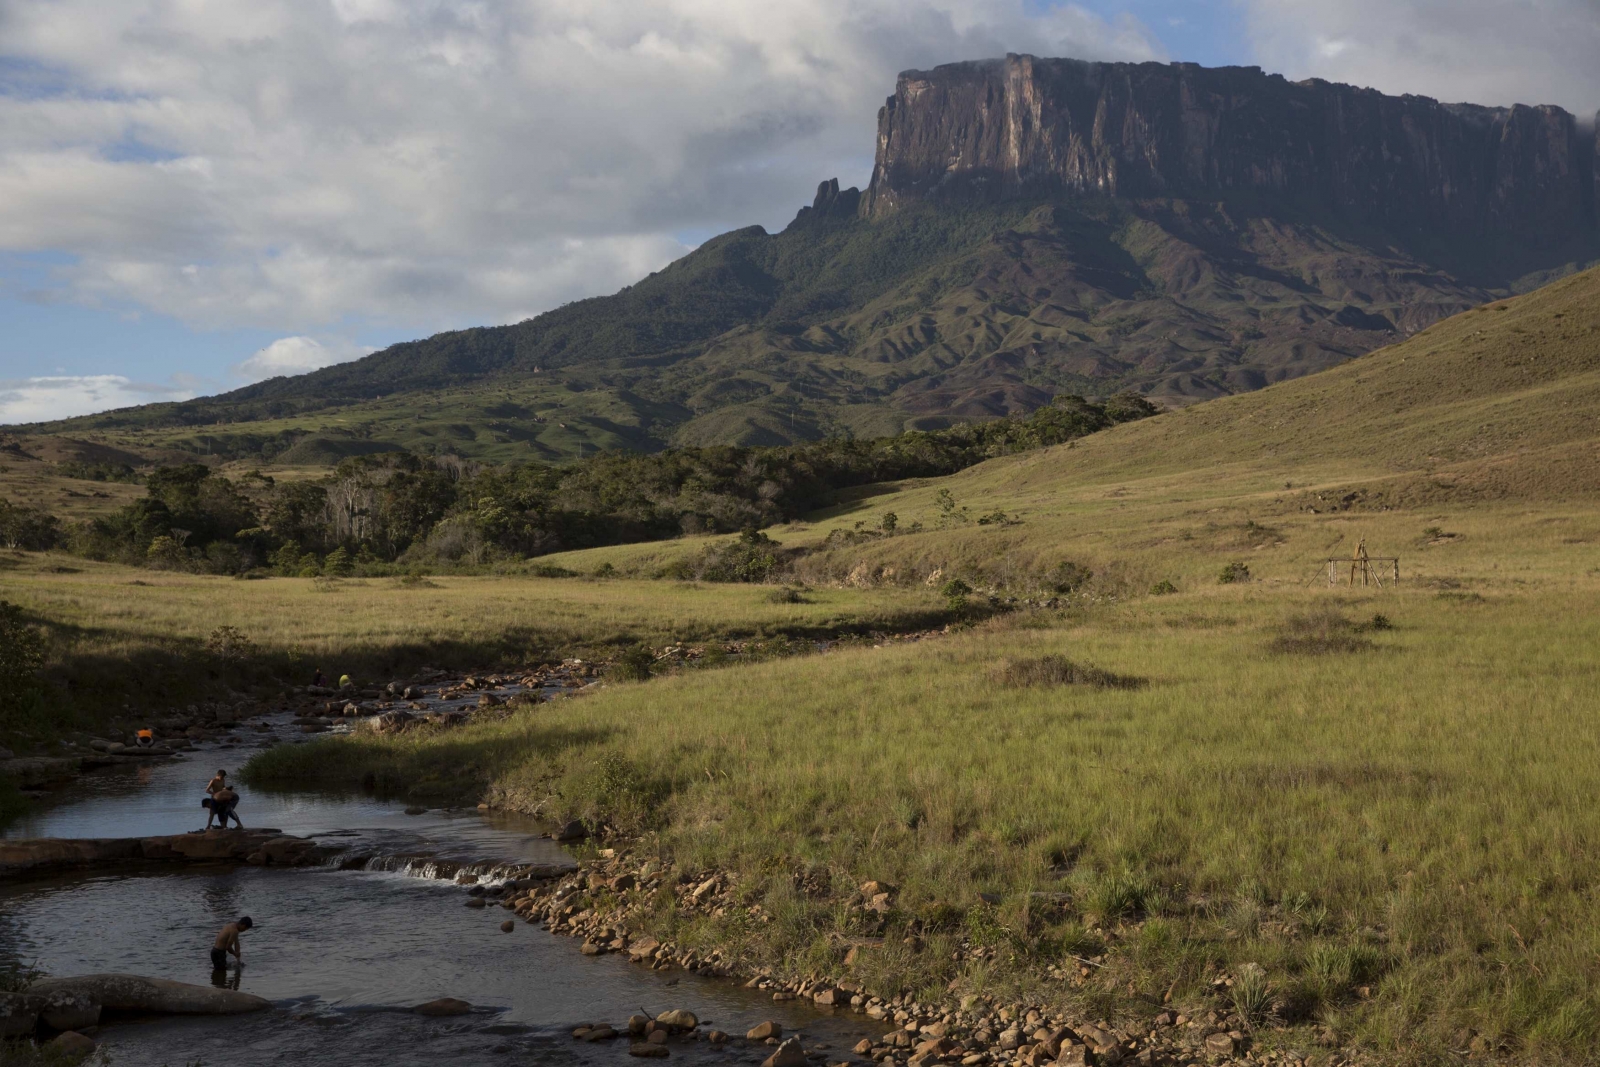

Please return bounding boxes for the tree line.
[0,393,1156,576]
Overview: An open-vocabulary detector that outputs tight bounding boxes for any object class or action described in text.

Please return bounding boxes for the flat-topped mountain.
[13,58,1599,464]
[863,55,1599,277]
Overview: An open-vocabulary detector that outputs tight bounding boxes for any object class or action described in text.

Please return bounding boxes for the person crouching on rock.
[213,783,244,829]
[201,769,228,830]
[211,916,253,973]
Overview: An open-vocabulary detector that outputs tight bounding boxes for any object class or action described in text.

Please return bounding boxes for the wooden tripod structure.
[1326,539,1399,588]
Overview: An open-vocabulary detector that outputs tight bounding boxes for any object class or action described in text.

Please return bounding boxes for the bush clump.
[608,645,655,682]
[696,528,786,583]
[1218,561,1251,584]
[1268,607,1376,654]
[990,654,1147,690]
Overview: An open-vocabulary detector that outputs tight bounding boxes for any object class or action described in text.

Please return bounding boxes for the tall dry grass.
[252,580,1600,1062]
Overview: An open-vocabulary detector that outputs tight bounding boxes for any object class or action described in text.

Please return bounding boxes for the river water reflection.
[1,751,879,1065]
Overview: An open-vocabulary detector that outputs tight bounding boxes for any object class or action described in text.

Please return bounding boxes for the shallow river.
[1,740,879,1065]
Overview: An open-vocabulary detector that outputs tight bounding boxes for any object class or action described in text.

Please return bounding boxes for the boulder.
[747,1021,782,1041]
[48,1030,98,1057]
[555,820,588,843]
[0,991,44,1037]
[414,998,473,1016]
[655,1009,698,1031]
[40,988,101,1030]
[1204,1032,1238,1056]
[629,1044,670,1058]
[585,1025,619,1041]
[762,1037,809,1067]
[500,920,516,933]
[29,975,269,1015]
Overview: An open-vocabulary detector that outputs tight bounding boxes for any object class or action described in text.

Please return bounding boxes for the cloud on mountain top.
[234,336,378,383]
[0,0,1162,336]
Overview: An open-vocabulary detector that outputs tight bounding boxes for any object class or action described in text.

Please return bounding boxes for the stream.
[1,724,881,1066]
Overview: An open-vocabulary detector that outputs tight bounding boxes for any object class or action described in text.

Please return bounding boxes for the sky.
[1,0,1598,423]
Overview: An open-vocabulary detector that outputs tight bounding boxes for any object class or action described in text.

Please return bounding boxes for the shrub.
[609,645,655,681]
[696,528,785,583]
[204,625,256,663]
[1268,608,1375,655]
[1218,561,1251,584]
[766,586,809,604]
[940,577,972,611]
[0,601,45,724]
[1149,579,1178,596]
[323,546,355,576]
[1047,561,1093,593]
[879,511,898,534]
[991,654,1147,690]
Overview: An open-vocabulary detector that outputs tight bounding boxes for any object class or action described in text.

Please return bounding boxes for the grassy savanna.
[0,553,946,743]
[248,270,1600,1063]
[251,580,1600,1062]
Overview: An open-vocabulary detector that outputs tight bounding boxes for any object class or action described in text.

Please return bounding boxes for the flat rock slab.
[0,756,82,788]
[0,829,325,878]
[30,974,270,1015]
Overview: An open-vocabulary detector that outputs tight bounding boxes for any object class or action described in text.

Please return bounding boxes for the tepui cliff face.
[862,55,1599,263]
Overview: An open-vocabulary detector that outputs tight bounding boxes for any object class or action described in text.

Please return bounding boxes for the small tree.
[323,546,354,576]
[941,577,973,612]
[880,511,898,535]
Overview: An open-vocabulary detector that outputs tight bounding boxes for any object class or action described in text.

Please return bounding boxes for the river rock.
[414,998,473,1016]
[49,1030,98,1057]
[29,975,269,1015]
[500,920,516,932]
[585,1025,619,1041]
[629,1044,669,1058]
[1205,1032,1238,1055]
[762,1037,809,1067]
[656,1009,697,1031]
[747,1021,782,1041]
[555,820,588,842]
[40,988,101,1030]
[628,1014,651,1035]
[0,991,44,1037]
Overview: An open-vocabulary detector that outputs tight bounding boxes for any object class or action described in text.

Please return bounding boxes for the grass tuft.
[990,654,1147,690]
[1268,607,1377,654]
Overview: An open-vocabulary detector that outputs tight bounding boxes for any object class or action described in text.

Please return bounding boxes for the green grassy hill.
[14,189,1562,466]
[539,262,1600,589]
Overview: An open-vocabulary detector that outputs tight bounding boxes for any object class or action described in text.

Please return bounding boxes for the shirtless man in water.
[203,770,229,829]
[210,916,253,971]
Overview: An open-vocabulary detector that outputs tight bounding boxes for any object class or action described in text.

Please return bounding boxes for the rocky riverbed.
[458,845,1356,1067]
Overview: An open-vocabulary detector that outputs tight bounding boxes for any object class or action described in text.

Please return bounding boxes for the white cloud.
[1241,0,1600,113]
[0,0,1166,336]
[233,336,378,382]
[0,375,194,424]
